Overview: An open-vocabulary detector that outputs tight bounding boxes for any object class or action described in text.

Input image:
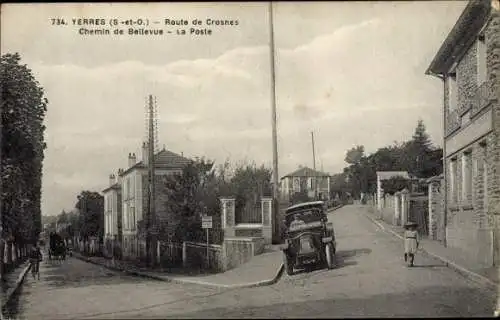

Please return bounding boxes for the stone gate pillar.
[221,198,236,237]
[394,191,401,226]
[401,189,410,225]
[428,180,441,240]
[377,176,383,212]
[261,197,273,244]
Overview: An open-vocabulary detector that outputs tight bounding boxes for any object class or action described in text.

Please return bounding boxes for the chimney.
[128,153,136,167]
[142,141,149,165]
[117,168,124,184]
[109,174,116,186]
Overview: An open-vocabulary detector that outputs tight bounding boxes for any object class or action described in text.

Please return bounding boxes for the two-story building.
[280,166,331,202]
[117,142,192,258]
[102,171,123,250]
[426,0,499,266]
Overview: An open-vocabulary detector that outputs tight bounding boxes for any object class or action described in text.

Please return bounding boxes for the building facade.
[280,167,331,202]
[426,0,499,266]
[117,142,192,258]
[102,173,122,244]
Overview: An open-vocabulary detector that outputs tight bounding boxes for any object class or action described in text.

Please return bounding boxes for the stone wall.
[428,179,445,242]
[380,194,396,225]
[487,7,500,267]
[181,237,264,273]
[222,238,260,271]
[234,228,263,237]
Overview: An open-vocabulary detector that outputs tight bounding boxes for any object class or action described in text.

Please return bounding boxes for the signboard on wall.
[202,216,212,229]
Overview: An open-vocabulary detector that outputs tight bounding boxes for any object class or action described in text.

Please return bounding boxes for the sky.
[1,1,467,216]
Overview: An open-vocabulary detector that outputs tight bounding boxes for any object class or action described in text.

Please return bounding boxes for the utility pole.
[311,131,317,200]
[146,94,156,266]
[269,1,280,243]
[0,95,3,286]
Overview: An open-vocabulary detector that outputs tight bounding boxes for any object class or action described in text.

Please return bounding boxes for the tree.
[229,161,272,218]
[162,158,221,243]
[1,53,47,273]
[404,120,442,178]
[74,191,104,242]
[381,177,411,195]
[344,145,365,165]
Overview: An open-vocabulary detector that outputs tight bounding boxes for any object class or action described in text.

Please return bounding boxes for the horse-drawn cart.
[49,233,66,261]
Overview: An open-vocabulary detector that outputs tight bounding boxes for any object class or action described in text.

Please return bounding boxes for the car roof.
[285,201,325,214]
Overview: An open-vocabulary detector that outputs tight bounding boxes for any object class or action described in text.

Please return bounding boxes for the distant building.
[103,172,122,244]
[280,166,331,202]
[426,0,499,266]
[117,142,192,257]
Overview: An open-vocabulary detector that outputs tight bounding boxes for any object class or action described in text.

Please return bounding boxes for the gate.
[409,194,429,236]
[235,201,262,224]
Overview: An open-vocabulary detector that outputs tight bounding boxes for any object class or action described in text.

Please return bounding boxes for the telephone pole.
[146,94,157,266]
[311,131,317,200]
[269,1,280,243]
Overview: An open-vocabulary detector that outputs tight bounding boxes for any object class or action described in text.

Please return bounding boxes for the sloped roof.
[102,183,120,194]
[376,171,411,180]
[282,166,330,179]
[426,0,492,76]
[120,149,192,176]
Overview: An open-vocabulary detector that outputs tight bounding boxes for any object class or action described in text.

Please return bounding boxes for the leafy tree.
[162,158,221,243]
[334,120,443,198]
[1,52,47,271]
[344,145,365,165]
[230,162,272,219]
[74,191,104,242]
[381,177,411,195]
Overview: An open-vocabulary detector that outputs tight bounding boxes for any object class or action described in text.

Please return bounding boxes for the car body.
[280,201,336,275]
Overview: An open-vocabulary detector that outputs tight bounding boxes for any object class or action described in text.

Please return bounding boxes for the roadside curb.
[327,204,344,213]
[1,262,32,319]
[74,254,285,289]
[363,211,499,292]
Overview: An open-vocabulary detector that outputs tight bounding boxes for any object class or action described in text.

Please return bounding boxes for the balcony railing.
[472,80,495,116]
[446,80,496,136]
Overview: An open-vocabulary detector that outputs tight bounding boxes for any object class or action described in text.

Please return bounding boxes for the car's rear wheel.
[283,252,294,275]
[325,243,335,269]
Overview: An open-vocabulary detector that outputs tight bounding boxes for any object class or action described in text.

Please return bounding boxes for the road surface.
[9,205,497,319]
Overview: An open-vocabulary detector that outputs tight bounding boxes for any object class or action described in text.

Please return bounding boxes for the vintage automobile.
[281,201,336,275]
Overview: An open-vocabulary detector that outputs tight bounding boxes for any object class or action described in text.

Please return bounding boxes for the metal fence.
[159,241,183,267]
[235,202,262,224]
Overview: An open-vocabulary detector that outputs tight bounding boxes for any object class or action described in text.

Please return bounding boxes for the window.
[293,178,300,192]
[123,205,128,230]
[477,35,487,85]
[130,206,136,230]
[448,73,458,112]
[450,158,458,203]
[462,151,473,204]
[126,178,130,200]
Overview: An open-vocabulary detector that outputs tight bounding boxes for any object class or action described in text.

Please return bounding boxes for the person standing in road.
[404,222,419,267]
[30,243,43,280]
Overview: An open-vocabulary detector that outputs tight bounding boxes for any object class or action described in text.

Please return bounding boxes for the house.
[425,0,499,266]
[102,172,123,247]
[117,142,192,258]
[280,166,331,202]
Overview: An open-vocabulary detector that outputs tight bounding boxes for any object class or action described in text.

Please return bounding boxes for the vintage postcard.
[1,1,499,318]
